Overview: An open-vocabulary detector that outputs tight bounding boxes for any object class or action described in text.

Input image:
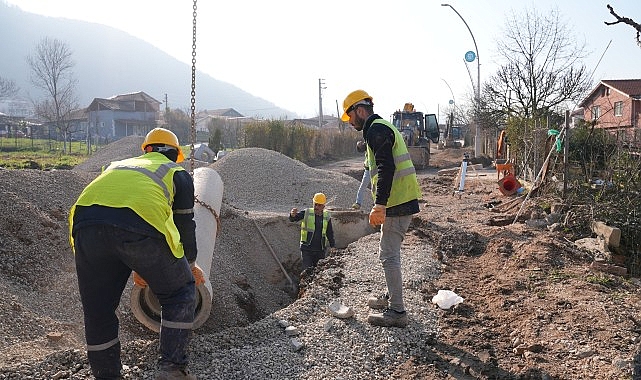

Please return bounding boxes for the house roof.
[602,79,641,97]
[197,108,245,118]
[88,91,161,112]
[108,91,161,105]
[580,79,641,107]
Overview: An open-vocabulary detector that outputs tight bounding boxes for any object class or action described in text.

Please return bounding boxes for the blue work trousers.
[74,224,195,379]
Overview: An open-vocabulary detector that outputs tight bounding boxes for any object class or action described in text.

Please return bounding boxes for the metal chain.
[189,0,197,176]
[195,195,221,238]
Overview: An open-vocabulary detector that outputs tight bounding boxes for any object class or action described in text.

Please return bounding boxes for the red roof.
[579,79,641,107]
[601,79,641,97]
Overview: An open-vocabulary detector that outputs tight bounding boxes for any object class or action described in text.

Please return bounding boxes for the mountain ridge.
[0,2,297,119]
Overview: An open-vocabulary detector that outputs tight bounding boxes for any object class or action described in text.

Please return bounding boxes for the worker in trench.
[340,89,422,328]
[289,192,336,276]
[69,127,204,380]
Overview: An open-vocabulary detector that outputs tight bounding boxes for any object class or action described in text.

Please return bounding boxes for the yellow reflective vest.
[69,153,186,258]
[300,208,330,250]
[366,119,421,207]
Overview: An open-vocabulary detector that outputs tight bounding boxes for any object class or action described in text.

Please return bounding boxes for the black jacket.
[363,114,419,217]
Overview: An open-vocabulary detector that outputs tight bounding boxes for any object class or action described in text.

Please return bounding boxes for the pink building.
[579,79,641,145]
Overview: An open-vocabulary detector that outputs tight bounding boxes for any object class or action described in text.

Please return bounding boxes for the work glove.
[190,262,206,286]
[133,272,148,288]
[369,204,386,227]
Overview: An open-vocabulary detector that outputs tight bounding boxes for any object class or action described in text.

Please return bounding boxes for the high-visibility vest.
[366,119,421,207]
[69,153,186,258]
[300,208,330,249]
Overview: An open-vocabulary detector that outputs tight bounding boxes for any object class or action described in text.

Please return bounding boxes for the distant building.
[86,91,161,140]
[288,115,343,131]
[195,108,247,132]
[578,79,641,145]
[0,97,34,118]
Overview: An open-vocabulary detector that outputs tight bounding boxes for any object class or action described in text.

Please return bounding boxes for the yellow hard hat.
[313,192,326,205]
[341,89,373,122]
[141,127,185,163]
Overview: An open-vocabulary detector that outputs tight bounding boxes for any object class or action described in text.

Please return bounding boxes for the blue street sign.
[465,51,476,62]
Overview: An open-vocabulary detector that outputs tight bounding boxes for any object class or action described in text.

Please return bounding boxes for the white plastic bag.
[431,289,464,309]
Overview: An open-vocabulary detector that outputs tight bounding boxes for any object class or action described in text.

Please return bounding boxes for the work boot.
[367,293,389,309]
[155,367,196,380]
[351,202,361,210]
[367,308,409,328]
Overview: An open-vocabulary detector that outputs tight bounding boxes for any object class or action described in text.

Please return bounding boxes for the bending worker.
[289,192,336,274]
[69,127,204,380]
[341,90,421,328]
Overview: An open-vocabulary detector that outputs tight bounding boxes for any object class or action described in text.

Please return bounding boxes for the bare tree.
[0,76,19,98]
[484,7,592,120]
[482,7,593,181]
[27,37,78,152]
[605,4,641,48]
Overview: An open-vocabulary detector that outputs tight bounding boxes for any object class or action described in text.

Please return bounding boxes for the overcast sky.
[4,0,641,119]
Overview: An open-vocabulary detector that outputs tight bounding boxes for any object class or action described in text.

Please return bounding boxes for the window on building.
[614,101,623,117]
[591,106,601,120]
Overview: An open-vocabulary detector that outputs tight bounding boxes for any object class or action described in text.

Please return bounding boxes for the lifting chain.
[195,196,221,238]
[189,0,197,176]
[188,1,220,239]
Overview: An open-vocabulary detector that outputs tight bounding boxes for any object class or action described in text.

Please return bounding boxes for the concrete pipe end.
[130,283,213,333]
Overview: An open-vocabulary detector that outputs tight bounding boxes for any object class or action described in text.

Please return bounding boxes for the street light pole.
[441,3,481,157]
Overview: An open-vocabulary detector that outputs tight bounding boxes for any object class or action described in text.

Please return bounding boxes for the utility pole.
[318,78,326,129]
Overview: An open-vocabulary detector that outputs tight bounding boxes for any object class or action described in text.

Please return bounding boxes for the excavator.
[391,103,440,169]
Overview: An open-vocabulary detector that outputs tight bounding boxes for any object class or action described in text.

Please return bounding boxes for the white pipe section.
[130,167,223,332]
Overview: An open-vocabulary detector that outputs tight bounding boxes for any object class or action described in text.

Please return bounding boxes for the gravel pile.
[0,140,440,379]
[211,147,372,213]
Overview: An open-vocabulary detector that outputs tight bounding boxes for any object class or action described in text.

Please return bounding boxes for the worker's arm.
[367,122,395,206]
[289,209,305,222]
[327,219,336,248]
[172,170,198,263]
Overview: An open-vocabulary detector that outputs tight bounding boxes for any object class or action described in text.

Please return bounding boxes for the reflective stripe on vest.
[367,119,422,207]
[69,153,185,258]
[300,208,330,249]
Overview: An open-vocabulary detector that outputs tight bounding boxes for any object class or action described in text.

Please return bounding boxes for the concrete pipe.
[130,167,224,332]
[326,208,376,249]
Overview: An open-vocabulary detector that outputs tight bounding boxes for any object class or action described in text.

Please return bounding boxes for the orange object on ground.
[497,174,521,196]
[496,162,514,179]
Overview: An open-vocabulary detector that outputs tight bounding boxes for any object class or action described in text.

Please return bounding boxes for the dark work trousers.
[74,224,195,379]
[301,248,326,271]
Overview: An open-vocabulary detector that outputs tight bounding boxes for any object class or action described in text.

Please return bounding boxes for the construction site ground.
[317,147,641,379]
[0,142,640,379]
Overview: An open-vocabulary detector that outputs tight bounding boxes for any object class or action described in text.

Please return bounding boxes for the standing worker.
[341,90,421,328]
[352,140,371,210]
[69,127,204,380]
[289,192,336,274]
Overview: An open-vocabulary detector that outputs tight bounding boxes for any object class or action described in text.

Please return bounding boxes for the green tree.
[208,129,222,154]
[163,108,191,144]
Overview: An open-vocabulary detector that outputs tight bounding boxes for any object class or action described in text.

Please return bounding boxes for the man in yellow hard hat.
[341,90,421,328]
[289,192,336,274]
[69,127,202,379]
